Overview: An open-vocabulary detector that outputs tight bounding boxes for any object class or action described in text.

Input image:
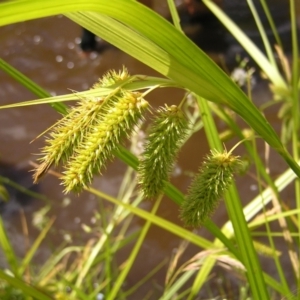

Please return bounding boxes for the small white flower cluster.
[231,67,256,87]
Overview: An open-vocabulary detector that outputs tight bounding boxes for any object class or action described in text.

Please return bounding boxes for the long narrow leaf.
[19,218,55,276]
[107,197,162,300]
[0,217,18,274]
[0,75,177,109]
[0,58,232,248]
[0,58,67,114]
[203,0,285,87]
[0,269,52,300]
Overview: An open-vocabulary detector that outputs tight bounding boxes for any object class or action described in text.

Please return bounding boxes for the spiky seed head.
[62,91,149,193]
[138,105,189,199]
[93,67,130,88]
[32,98,105,183]
[180,149,242,228]
[32,68,132,183]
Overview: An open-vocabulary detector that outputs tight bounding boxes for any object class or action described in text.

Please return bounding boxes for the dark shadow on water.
[0,162,40,216]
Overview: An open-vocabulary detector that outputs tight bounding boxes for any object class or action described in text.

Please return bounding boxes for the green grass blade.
[259,0,283,49]
[187,256,215,300]
[203,0,285,87]
[18,218,55,276]
[166,0,183,32]
[0,176,50,203]
[247,0,278,68]
[197,96,269,299]
[249,208,300,228]
[0,72,176,110]
[162,270,194,300]
[107,197,162,300]
[88,187,215,250]
[68,10,300,178]
[0,269,52,300]
[122,259,167,298]
[224,160,300,234]
[0,217,18,274]
[67,10,284,149]
[37,246,82,284]
[289,0,300,288]
[0,1,299,177]
[0,58,67,114]
[90,230,141,271]
[0,185,9,202]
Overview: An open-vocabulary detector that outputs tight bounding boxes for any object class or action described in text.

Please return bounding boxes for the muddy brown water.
[0,1,298,298]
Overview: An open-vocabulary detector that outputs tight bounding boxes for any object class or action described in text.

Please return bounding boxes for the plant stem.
[107,195,162,299]
[197,96,270,299]
[289,0,300,284]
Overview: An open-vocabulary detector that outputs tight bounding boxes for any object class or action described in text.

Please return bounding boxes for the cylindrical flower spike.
[180,149,242,228]
[33,68,131,183]
[62,91,149,193]
[93,67,129,88]
[33,98,104,183]
[138,105,189,199]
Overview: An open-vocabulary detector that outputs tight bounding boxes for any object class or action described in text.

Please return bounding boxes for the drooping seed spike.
[138,105,189,199]
[180,149,243,228]
[62,91,149,193]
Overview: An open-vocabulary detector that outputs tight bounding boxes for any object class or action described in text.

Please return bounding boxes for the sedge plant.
[0,0,299,299]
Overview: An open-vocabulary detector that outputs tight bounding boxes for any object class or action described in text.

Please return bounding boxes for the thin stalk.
[166,0,183,33]
[0,269,52,300]
[122,259,167,298]
[187,255,215,300]
[290,0,300,283]
[162,270,195,300]
[251,137,289,292]
[88,176,287,295]
[258,0,283,49]
[107,196,162,300]
[0,58,67,114]
[99,200,112,294]
[18,217,55,276]
[0,217,18,274]
[196,96,269,299]
[73,218,113,291]
[248,71,290,291]
[0,175,50,204]
[202,0,287,89]
[247,0,278,68]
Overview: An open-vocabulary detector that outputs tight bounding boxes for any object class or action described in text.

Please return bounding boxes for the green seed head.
[180,149,242,228]
[138,105,189,199]
[93,67,130,88]
[33,98,104,183]
[62,91,149,193]
[33,68,133,184]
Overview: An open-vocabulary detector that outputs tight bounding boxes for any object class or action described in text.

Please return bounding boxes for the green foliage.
[0,0,299,299]
[0,185,9,202]
[138,104,189,198]
[2,0,300,181]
